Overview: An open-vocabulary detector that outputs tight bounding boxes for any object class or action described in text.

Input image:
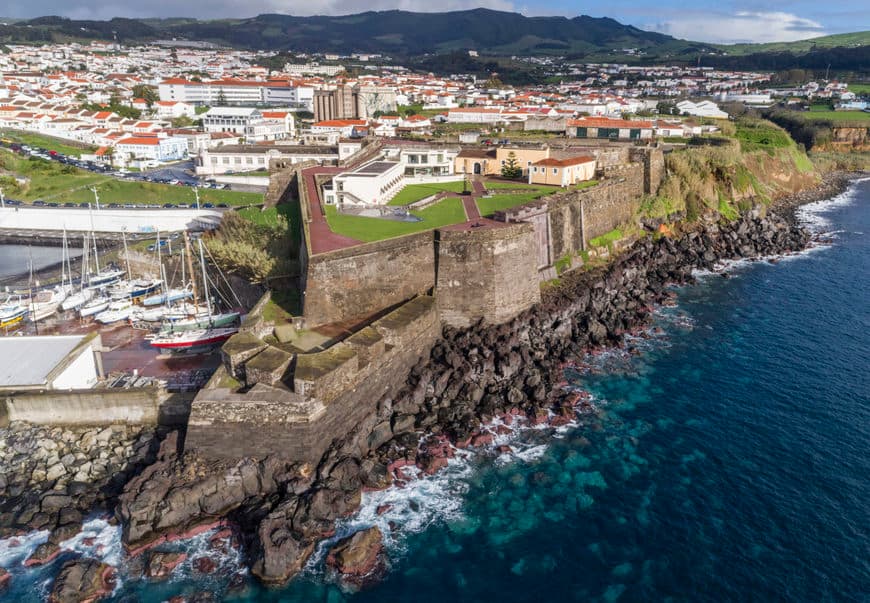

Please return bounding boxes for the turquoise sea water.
[1,179,868,601]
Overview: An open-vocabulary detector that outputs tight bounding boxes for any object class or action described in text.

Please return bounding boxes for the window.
[553,168,558,174]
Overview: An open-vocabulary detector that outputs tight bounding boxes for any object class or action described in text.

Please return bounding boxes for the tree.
[131,84,158,108]
[171,116,194,128]
[501,151,522,179]
[216,88,227,106]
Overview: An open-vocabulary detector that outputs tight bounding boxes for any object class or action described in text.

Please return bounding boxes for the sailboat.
[28,231,71,322]
[94,298,135,324]
[62,234,95,311]
[85,232,124,290]
[149,236,240,350]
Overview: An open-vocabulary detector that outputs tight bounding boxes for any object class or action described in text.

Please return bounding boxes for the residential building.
[311,119,368,138]
[114,134,189,165]
[203,107,292,142]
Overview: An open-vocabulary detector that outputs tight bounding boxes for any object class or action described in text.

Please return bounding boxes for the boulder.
[192,556,218,575]
[25,542,62,566]
[325,526,384,583]
[250,514,315,585]
[0,567,10,591]
[145,551,187,579]
[49,559,115,603]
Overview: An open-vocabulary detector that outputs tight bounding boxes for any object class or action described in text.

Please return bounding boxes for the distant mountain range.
[1,9,868,72]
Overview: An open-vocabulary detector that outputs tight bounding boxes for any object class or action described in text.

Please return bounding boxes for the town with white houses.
[0,40,864,176]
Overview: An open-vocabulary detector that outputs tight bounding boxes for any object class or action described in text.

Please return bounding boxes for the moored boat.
[141,287,192,307]
[94,299,134,324]
[0,297,28,328]
[27,287,67,322]
[149,326,239,350]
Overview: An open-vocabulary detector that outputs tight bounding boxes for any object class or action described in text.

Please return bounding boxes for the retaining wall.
[0,387,189,428]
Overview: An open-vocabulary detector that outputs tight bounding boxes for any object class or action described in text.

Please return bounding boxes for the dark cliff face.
[115,206,811,585]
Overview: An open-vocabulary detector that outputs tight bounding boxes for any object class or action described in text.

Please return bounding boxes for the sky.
[2,0,868,44]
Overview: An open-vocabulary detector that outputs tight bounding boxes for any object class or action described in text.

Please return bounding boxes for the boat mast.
[198,238,211,319]
[87,202,102,273]
[184,231,198,309]
[80,234,89,291]
[122,229,131,280]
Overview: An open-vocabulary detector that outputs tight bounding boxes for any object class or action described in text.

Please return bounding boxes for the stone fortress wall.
[184,296,440,463]
[181,146,664,462]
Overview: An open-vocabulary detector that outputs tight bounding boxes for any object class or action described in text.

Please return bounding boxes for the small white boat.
[130,306,168,323]
[62,288,95,311]
[0,296,28,328]
[28,287,67,322]
[86,268,125,290]
[95,299,135,324]
[109,278,163,300]
[80,296,111,318]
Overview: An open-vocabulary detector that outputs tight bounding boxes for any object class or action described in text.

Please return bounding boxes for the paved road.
[140,160,199,185]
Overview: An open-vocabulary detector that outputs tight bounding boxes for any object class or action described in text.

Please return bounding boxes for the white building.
[0,334,102,392]
[326,160,405,206]
[383,145,459,178]
[158,78,313,108]
[202,107,292,142]
[196,144,340,176]
[675,100,729,119]
[153,100,197,120]
[114,135,189,165]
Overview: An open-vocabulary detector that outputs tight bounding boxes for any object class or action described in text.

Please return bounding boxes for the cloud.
[9,0,516,20]
[648,11,828,44]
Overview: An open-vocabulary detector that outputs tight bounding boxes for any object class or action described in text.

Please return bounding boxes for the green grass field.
[0,151,262,206]
[387,180,467,206]
[847,83,870,95]
[1,130,96,157]
[325,197,467,242]
[484,180,553,191]
[797,110,870,122]
[476,192,546,216]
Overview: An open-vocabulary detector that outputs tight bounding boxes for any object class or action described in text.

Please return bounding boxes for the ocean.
[0,244,83,282]
[1,179,868,601]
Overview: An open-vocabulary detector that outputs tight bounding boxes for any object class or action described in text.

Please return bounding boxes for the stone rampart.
[303,232,435,328]
[184,296,440,463]
[435,222,541,328]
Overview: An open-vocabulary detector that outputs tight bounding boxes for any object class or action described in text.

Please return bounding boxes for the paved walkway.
[301,166,362,255]
[461,195,481,220]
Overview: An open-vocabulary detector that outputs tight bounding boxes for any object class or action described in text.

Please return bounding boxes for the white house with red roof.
[113,134,188,166]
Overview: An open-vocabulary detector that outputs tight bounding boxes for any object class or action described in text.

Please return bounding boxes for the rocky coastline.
[112,201,815,590]
[0,424,163,542]
[2,169,858,596]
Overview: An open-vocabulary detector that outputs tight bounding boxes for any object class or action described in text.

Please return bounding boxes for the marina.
[0,231,244,385]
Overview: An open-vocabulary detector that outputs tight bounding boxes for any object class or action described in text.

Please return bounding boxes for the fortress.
[184,143,664,463]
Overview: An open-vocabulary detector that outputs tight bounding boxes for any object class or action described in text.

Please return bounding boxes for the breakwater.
[113,203,811,586]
